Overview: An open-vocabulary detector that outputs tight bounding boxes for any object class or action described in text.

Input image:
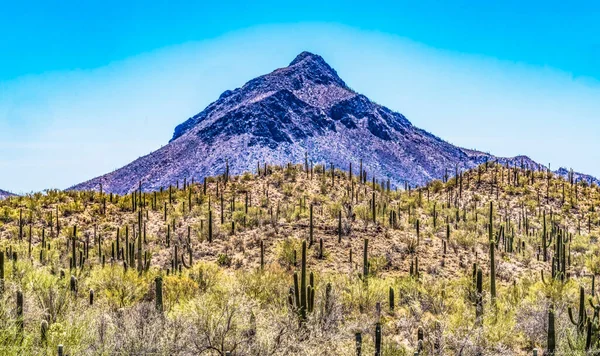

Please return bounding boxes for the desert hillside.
[0,160,598,355]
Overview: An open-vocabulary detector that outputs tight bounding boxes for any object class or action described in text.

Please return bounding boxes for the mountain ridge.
[69,52,597,194]
[0,189,16,200]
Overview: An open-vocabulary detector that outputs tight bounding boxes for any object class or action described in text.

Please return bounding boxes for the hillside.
[0,160,599,354]
[0,189,15,200]
[70,52,558,195]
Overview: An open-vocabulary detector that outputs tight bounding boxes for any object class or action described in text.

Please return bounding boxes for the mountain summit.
[71,52,549,194]
[170,51,352,144]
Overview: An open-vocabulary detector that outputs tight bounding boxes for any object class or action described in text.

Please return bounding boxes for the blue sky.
[1,1,600,193]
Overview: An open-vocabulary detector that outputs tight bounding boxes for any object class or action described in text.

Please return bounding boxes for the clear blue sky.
[1,1,599,193]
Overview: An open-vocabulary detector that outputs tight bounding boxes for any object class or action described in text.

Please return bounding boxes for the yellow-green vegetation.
[0,161,599,355]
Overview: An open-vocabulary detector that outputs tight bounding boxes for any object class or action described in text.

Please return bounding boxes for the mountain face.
[554,168,600,186]
[0,189,15,200]
[70,52,576,194]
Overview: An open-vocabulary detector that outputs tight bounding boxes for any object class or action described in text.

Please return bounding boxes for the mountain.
[554,167,600,186]
[70,51,589,194]
[0,189,16,200]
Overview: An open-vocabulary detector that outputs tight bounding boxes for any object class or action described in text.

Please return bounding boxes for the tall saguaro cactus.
[476,268,483,325]
[0,251,4,294]
[208,210,213,243]
[568,286,587,334]
[155,276,163,312]
[548,305,556,355]
[300,240,307,320]
[309,204,314,246]
[363,238,369,281]
[542,210,548,262]
[489,202,497,304]
[19,209,23,240]
[355,332,362,356]
[16,290,23,332]
[375,322,382,356]
[72,226,77,270]
[289,241,315,321]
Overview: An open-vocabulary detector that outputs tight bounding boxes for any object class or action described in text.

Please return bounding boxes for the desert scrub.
[241,171,253,181]
[585,252,600,275]
[289,205,308,222]
[282,183,294,197]
[163,274,198,311]
[428,179,444,194]
[171,291,258,355]
[0,207,17,224]
[326,201,342,220]
[367,255,389,277]
[216,253,232,267]
[232,210,246,226]
[236,267,289,305]
[188,261,222,293]
[283,166,298,181]
[451,228,478,250]
[89,265,152,309]
[270,172,284,188]
[0,162,599,354]
[26,267,71,324]
[340,274,389,314]
[274,237,302,269]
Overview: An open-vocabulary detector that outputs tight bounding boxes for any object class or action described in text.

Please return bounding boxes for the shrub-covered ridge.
[0,160,598,355]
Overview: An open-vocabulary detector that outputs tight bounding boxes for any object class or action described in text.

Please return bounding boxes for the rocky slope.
[0,189,15,200]
[554,167,600,186]
[70,51,591,194]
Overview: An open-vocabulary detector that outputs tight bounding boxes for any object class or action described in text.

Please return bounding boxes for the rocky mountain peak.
[289,51,322,65]
[284,51,348,88]
[170,51,354,142]
[69,52,597,195]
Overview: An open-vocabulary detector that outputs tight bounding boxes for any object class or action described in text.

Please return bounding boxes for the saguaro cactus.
[137,212,143,272]
[0,251,4,294]
[542,210,548,262]
[338,211,342,243]
[290,240,315,321]
[208,210,213,243]
[372,192,376,224]
[260,240,265,270]
[548,305,556,355]
[417,327,424,353]
[155,276,163,312]
[309,204,314,246]
[40,319,48,343]
[355,332,362,356]
[19,209,23,240]
[70,275,78,296]
[72,226,77,270]
[300,241,307,319]
[16,290,23,332]
[568,286,587,334]
[375,322,382,356]
[318,238,324,259]
[363,238,369,281]
[476,268,483,325]
[489,202,498,304]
